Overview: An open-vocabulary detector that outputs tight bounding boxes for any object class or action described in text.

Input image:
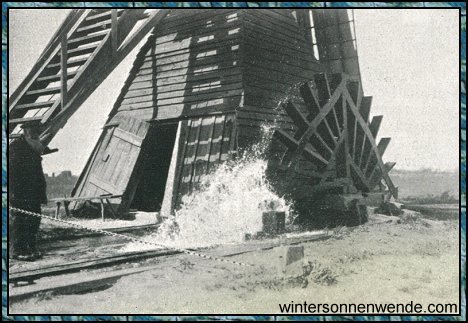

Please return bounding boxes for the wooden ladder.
[9,8,170,146]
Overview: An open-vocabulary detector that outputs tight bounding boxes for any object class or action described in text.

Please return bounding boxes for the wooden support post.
[105,199,117,219]
[100,199,105,222]
[55,202,61,219]
[111,9,119,54]
[60,35,68,109]
[343,94,351,179]
[63,201,71,217]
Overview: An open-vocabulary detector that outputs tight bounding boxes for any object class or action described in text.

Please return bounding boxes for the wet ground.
[8,208,461,315]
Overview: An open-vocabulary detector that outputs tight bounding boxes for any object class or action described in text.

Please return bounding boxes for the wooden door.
[75,116,150,201]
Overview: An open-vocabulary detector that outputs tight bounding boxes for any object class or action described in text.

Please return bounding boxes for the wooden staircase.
[9,8,170,146]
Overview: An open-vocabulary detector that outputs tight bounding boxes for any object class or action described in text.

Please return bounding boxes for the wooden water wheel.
[274,73,398,199]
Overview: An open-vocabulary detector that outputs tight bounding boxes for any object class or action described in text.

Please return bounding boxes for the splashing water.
[122,124,294,252]
[122,81,310,253]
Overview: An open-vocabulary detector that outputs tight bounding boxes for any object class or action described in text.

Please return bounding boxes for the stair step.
[67,44,99,57]
[76,19,112,34]
[9,115,44,125]
[14,100,56,111]
[37,70,78,83]
[47,56,88,69]
[26,86,61,96]
[68,30,108,48]
[84,9,123,23]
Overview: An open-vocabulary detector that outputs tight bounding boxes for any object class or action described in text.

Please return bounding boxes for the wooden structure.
[50,194,122,220]
[8,8,170,144]
[9,9,396,222]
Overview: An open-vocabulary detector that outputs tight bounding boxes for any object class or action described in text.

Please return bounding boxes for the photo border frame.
[1,1,466,321]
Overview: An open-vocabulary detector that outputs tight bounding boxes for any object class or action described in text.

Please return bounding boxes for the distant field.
[390,169,459,199]
[46,168,459,202]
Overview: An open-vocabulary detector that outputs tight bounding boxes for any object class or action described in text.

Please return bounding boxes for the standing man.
[9,121,47,261]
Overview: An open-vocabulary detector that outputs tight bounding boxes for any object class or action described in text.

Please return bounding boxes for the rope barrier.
[9,206,254,268]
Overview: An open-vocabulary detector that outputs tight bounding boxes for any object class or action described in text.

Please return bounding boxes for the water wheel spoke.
[348,155,370,190]
[274,129,328,166]
[361,115,383,169]
[299,82,321,120]
[353,96,372,163]
[365,137,391,175]
[344,90,397,198]
[274,72,397,199]
[368,162,396,189]
[283,101,309,137]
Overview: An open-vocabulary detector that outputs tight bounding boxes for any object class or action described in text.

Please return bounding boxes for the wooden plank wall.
[237,9,323,151]
[72,9,245,211]
[109,9,245,124]
[72,9,361,214]
[173,114,237,206]
[312,9,361,80]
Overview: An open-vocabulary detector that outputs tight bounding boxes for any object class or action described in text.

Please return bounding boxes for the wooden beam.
[322,117,338,144]
[313,178,353,194]
[354,96,372,163]
[360,96,372,121]
[284,101,309,135]
[331,100,341,136]
[364,137,391,175]
[344,90,397,198]
[14,101,56,111]
[9,116,43,125]
[319,130,346,184]
[360,115,382,168]
[346,79,362,108]
[314,73,332,106]
[60,35,68,109]
[8,10,87,111]
[288,79,346,166]
[343,94,351,180]
[50,194,122,202]
[299,82,320,119]
[368,161,396,189]
[89,174,120,195]
[274,129,328,165]
[315,132,334,155]
[40,9,170,146]
[113,127,145,147]
[111,9,119,53]
[348,155,370,190]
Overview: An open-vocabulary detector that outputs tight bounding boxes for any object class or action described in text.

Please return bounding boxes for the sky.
[8,9,459,175]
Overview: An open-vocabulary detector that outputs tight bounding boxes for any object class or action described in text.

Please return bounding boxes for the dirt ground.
[9,210,460,315]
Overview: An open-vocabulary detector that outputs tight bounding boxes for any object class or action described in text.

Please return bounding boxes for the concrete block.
[276,245,305,277]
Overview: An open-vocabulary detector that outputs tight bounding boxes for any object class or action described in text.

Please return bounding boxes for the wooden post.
[55,202,61,219]
[111,9,119,54]
[64,201,71,217]
[60,35,68,109]
[105,199,117,219]
[100,199,105,222]
[343,93,351,180]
